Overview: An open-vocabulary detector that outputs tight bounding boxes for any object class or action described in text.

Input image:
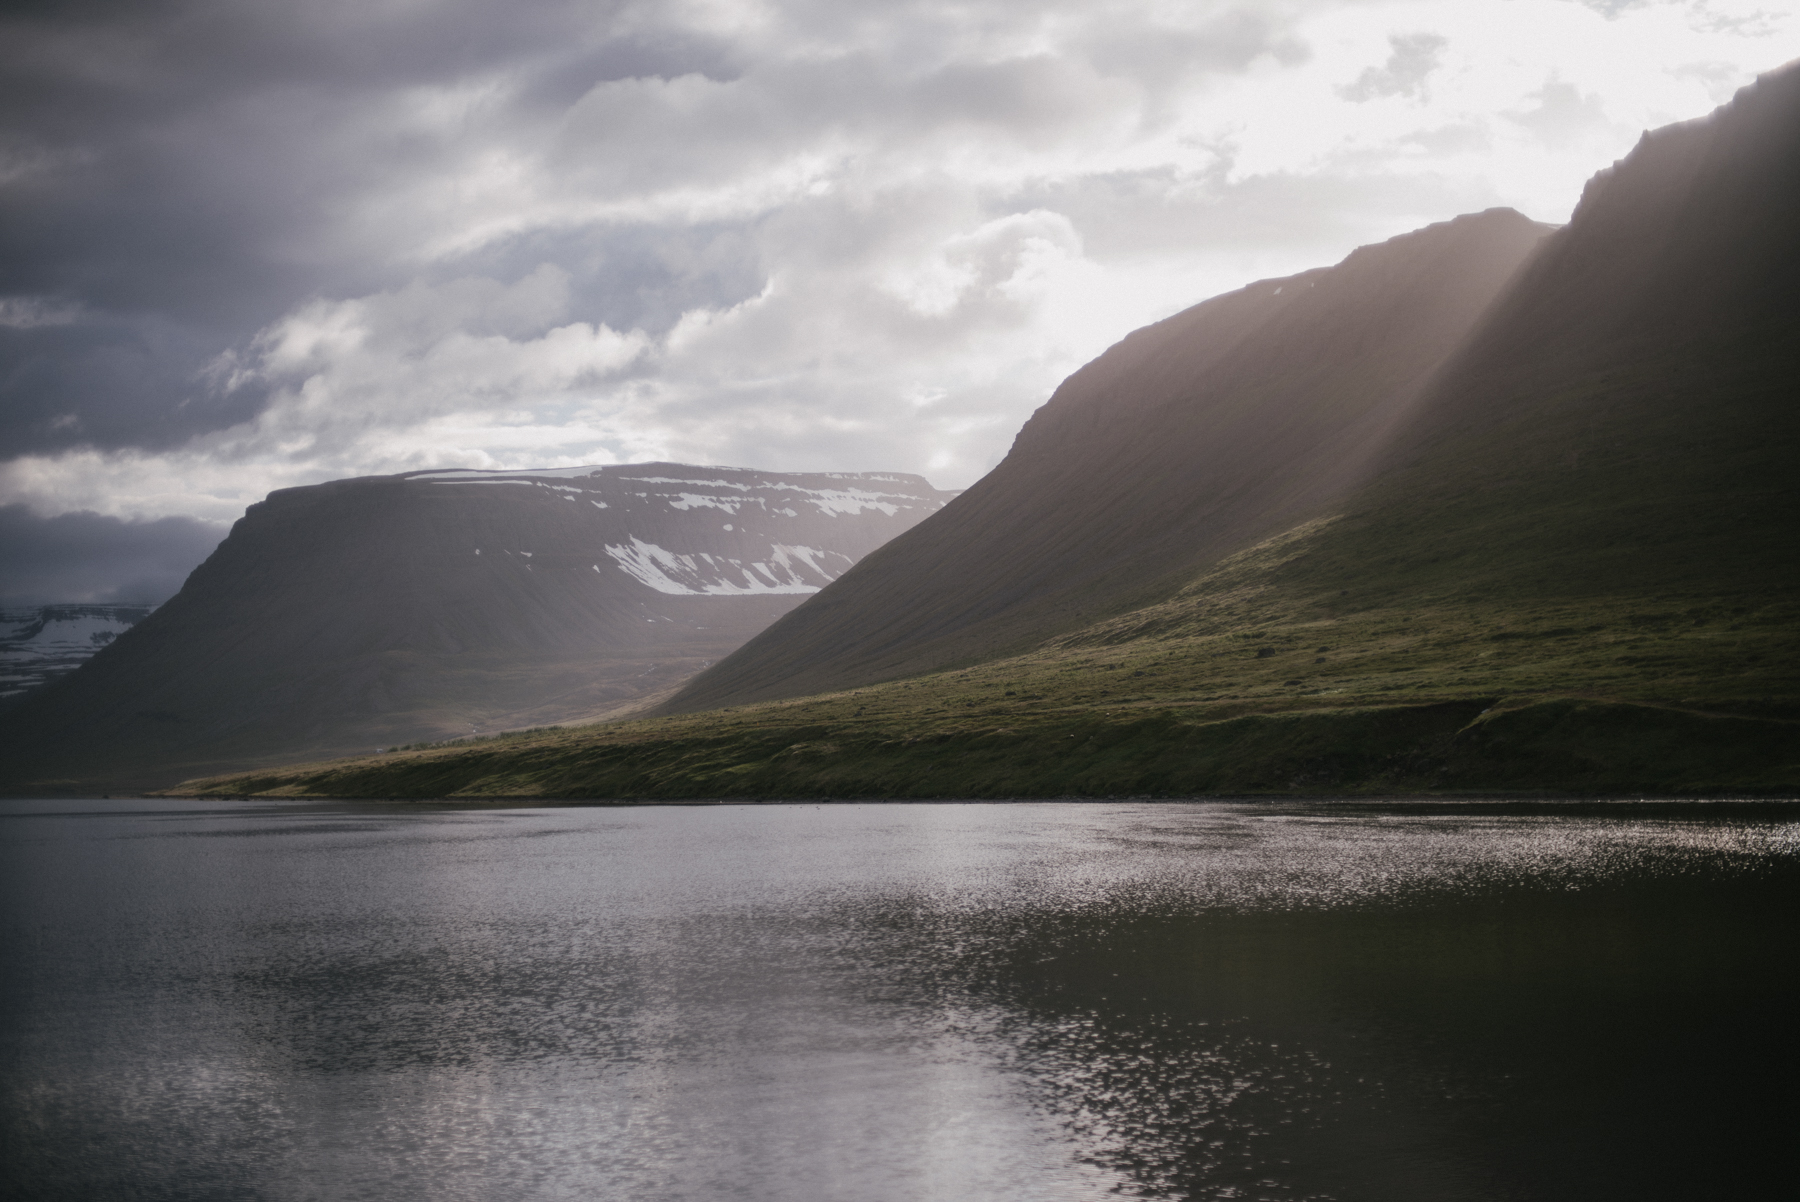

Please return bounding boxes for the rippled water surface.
[3,798,1796,1201]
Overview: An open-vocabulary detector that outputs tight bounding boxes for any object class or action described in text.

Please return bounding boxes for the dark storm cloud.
[0,0,732,459]
[0,316,271,457]
[3,0,1772,546]
[0,502,222,604]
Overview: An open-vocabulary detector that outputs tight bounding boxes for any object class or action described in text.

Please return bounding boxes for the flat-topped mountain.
[0,464,953,792]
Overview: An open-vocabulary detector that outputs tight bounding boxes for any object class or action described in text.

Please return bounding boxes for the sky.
[1,0,1796,604]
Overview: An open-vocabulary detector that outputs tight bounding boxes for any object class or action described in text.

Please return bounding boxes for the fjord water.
[3,800,1794,1201]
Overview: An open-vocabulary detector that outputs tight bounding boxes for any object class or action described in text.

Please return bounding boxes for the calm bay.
[3,798,1795,1201]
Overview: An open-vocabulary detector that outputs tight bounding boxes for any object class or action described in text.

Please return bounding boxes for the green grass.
[165,520,1800,800]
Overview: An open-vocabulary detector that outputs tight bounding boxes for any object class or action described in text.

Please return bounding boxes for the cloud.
[0,0,723,464]
[1,0,1335,497]
[1,0,1796,592]
[1571,0,1657,16]
[1671,58,1755,101]
[0,296,80,329]
[1337,33,1451,103]
[0,503,224,605]
[1508,77,1621,148]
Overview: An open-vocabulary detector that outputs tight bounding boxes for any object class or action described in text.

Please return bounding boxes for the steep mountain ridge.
[1285,60,1800,620]
[1380,57,1800,466]
[665,207,1553,713]
[1,464,953,792]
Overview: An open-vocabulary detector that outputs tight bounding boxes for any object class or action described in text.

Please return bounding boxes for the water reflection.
[2,800,1795,1200]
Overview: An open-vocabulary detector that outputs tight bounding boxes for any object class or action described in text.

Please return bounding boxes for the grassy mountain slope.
[166,63,1800,800]
[660,208,1553,713]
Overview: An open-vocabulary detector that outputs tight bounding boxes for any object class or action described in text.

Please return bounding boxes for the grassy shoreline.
[161,607,1800,801]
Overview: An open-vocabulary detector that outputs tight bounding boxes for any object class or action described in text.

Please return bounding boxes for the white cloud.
[1508,77,1626,148]
[211,267,649,466]
[0,296,82,329]
[1338,33,1450,102]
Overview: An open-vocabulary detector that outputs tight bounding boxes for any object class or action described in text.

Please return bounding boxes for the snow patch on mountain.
[668,493,742,514]
[603,537,853,596]
[417,466,606,481]
[1,605,154,698]
[620,476,751,490]
[795,488,901,517]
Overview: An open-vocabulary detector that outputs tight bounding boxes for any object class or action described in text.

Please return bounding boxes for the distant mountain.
[0,604,155,702]
[0,464,954,792]
[664,207,1555,712]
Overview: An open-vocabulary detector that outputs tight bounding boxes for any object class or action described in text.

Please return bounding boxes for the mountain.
[0,464,954,793]
[663,60,1800,720]
[0,604,155,703]
[1242,59,1800,657]
[662,206,1555,712]
[167,61,1800,801]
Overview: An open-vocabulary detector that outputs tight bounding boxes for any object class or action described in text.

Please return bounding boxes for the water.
[3,799,1795,1201]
